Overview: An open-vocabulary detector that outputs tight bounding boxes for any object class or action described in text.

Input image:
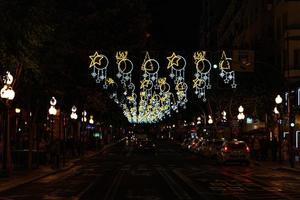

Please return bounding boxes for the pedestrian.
[54,140,61,169]
[260,136,268,161]
[282,137,289,161]
[253,137,261,160]
[271,136,278,161]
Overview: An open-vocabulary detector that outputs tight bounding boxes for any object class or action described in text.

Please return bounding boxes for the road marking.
[172,169,213,200]
[155,166,192,200]
[103,166,128,200]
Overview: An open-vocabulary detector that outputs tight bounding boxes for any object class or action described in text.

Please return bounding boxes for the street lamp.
[80,110,87,155]
[89,115,94,124]
[275,94,283,162]
[273,107,279,114]
[70,106,78,120]
[222,110,227,121]
[237,105,245,120]
[81,110,87,123]
[238,105,244,113]
[208,115,213,138]
[70,105,78,157]
[15,108,21,114]
[208,115,213,124]
[275,94,283,104]
[48,97,57,142]
[237,106,245,138]
[1,71,15,176]
[15,108,21,149]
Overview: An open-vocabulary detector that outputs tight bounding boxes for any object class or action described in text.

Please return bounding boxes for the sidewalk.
[0,142,116,193]
[252,159,300,173]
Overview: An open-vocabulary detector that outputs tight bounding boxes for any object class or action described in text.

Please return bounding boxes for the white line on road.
[103,166,128,200]
[155,166,192,200]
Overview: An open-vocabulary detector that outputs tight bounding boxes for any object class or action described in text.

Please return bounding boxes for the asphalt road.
[0,140,300,200]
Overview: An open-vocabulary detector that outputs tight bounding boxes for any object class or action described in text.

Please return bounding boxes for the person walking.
[253,137,261,161]
[282,137,289,161]
[271,136,278,161]
[260,136,268,161]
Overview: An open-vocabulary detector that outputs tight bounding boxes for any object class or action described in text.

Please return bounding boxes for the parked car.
[210,140,226,158]
[217,140,250,165]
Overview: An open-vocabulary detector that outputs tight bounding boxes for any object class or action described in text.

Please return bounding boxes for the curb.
[0,142,118,193]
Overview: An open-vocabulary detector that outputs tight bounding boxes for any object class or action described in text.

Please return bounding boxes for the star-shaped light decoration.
[89,51,104,68]
[106,78,115,85]
[193,78,204,88]
[158,77,167,86]
[167,52,181,69]
[140,80,150,89]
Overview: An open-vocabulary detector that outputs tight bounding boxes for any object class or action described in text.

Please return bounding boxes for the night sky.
[146,0,202,50]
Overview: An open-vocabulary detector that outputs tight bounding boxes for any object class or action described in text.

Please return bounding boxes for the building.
[207,0,300,156]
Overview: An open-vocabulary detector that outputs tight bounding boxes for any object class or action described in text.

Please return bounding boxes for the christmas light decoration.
[219,51,237,88]
[193,51,212,102]
[167,52,188,108]
[88,51,238,124]
[89,51,109,88]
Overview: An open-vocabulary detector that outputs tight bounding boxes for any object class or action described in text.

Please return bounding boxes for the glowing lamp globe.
[275,95,282,104]
[7,88,15,100]
[273,107,279,114]
[6,72,13,85]
[238,106,244,113]
[50,97,57,106]
[49,106,57,116]
[71,106,77,112]
[208,115,213,124]
[70,112,78,120]
[89,115,94,124]
[15,108,21,114]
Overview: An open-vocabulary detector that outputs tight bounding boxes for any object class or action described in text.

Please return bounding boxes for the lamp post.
[81,110,87,154]
[208,115,213,138]
[237,105,245,139]
[1,72,15,176]
[15,108,21,149]
[275,94,283,162]
[70,105,78,156]
[48,97,57,143]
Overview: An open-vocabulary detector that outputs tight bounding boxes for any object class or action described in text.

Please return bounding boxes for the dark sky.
[147,0,203,50]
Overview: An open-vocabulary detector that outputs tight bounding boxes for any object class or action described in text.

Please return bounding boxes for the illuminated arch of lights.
[89,51,237,124]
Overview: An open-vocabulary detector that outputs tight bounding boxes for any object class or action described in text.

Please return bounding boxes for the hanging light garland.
[89,51,238,124]
[89,51,110,89]
[167,52,188,108]
[193,51,212,102]
[219,51,237,88]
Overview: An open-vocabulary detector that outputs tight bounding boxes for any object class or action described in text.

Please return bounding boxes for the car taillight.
[246,146,250,153]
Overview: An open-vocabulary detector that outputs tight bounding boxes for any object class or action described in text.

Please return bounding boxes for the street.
[0,140,299,200]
